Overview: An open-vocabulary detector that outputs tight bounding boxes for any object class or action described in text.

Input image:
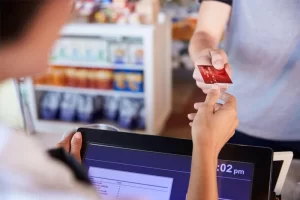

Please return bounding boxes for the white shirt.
[0,124,100,200]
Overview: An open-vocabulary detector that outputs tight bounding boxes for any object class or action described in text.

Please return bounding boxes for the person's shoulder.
[199,0,232,6]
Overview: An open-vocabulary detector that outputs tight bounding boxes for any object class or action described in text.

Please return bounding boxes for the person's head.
[0,0,73,81]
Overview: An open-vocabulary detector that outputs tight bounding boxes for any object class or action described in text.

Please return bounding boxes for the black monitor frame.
[78,128,273,200]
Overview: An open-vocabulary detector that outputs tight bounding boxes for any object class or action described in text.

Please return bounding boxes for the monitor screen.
[84,143,254,200]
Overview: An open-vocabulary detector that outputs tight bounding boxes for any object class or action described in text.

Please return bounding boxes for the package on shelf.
[135,0,160,24]
[73,0,100,23]
[33,71,52,85]
[118,98,141,129]
[93,95,105,118]
[37,90,146,130]
[51,66,67,86]
[103,96,121,121]
[95,69,113,89]
[109,39,129,64]
[113,70,127,91]
[128,38,144,65]
[77,95,96,123]
[85,38,108,62]
[126,71,143,93]
[113,70,143,92]
[51,37,108,62]
[55,38,73,60]
[76,68,89,88]
[59,93,78,122]
[66,68,77,87]
[40,92,62,120]
[137,103,145,129]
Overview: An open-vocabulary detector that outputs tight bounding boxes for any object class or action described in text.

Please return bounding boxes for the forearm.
[188,31,219,62]
[187,145,218,200]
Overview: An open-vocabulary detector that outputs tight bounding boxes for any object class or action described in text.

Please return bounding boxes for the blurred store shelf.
[35,85,144,98]
[50,60,143,70]
[37,119,145,135]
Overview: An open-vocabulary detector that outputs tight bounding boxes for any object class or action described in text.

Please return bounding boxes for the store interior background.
[0,0,204,147]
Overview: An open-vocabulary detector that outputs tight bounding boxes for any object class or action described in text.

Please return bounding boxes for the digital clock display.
[216,160,254,200]
[216,162,248,175]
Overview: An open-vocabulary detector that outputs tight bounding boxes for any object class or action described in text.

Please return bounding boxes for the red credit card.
[198,65,232,84]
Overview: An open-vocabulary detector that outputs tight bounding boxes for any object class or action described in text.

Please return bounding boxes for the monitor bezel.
[78,128,273,200]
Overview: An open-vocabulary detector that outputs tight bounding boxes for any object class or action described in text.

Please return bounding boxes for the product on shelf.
[76,68,89,88]
[103,96,120,121]
[40,92,62,120]
[118,98,141,129]
[59,93,78,122]
[129,39,144,65]
[85,39,108,62]
[109,40,128,64]
[38,91,145,130]
[113,70,127,91]
[87,69,98,88]
[126,70,143,92]
[66,67,77,87]
[76,95,95,123]
[51,66,66,86]
[33,71,52,85]
[137,104,145,129]
[57,38,72,59]
[135,0,160,24]
[73,0,100,23]
[93,96,105,119]
[95,69,113,90]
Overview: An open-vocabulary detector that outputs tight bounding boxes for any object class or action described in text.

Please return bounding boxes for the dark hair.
[0,0,43,43]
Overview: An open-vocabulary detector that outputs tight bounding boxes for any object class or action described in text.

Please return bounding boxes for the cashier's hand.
[188,86,238,155]
[193,49,231,93]
[57,132,82,162]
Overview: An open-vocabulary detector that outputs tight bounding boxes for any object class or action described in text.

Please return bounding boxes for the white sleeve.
[0,124,100,200]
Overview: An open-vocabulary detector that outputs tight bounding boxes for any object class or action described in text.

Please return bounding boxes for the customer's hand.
[56,132,82,162]
[188,86,238,156]
[193,48,231,93]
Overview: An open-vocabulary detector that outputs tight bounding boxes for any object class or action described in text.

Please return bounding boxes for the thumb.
[204,85,220,108]
[209,49,227,70]
[70,132,82,162]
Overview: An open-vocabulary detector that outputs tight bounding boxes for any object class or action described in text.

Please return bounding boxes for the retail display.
[34,66,143,93]
[118,98,141,129]
[128,38,144,65]
[27,15,171,135]
[137,104,145,129]
[59,93,78,122]
[40,92,62,120]
[103,96,120,121]
[161,2,199,70]
[51,37,144,66]
[109,40,128,64]
[73,0,160,25]
[113,70,143,92]
[39,92,145,130]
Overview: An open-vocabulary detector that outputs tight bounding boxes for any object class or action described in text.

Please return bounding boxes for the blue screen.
[84,144,254,200]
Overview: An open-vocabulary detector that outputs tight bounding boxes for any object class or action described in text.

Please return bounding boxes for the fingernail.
[74,132,81,139]
[214,61,223,69]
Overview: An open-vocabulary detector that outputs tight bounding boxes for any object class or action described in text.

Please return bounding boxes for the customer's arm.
[187,86,238,200]
[189,1,232,93]
[189,1,231,61]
